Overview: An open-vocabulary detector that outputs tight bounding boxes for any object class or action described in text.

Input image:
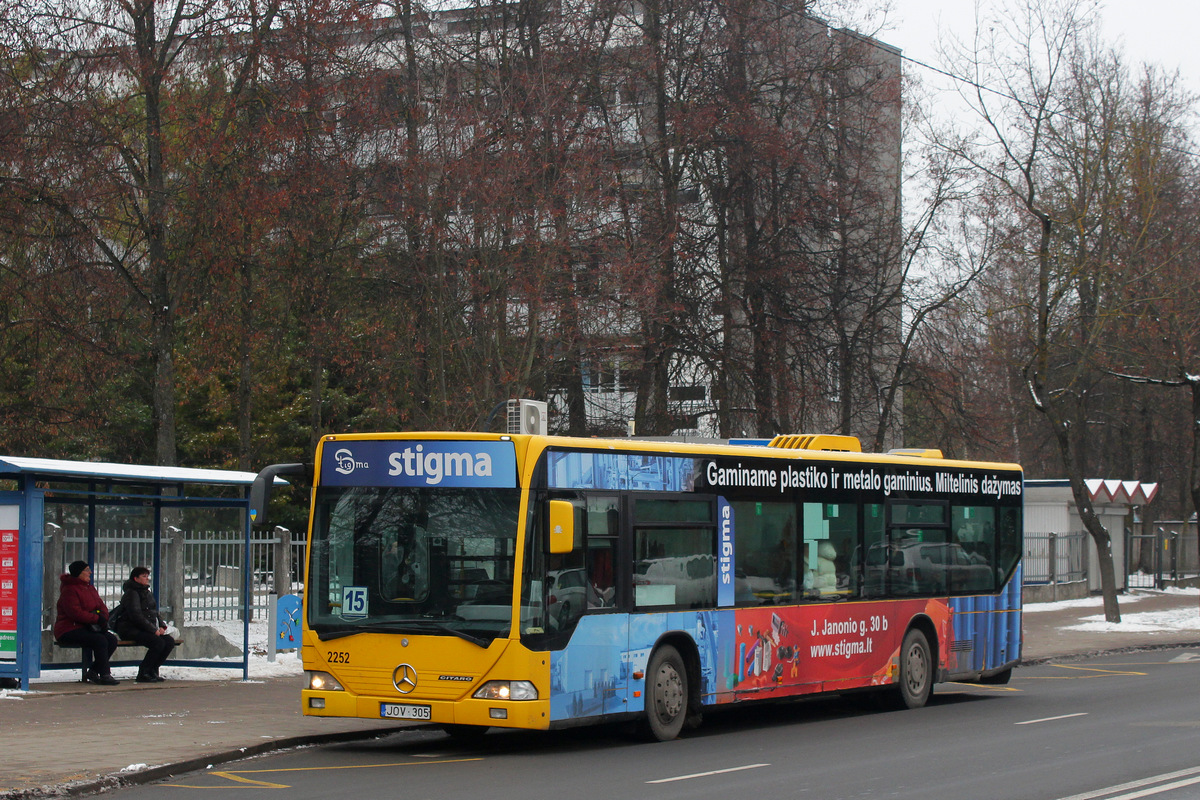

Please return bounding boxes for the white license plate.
[380,703,432,720]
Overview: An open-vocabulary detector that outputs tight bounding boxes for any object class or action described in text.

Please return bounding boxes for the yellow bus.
[251,432,1022,740]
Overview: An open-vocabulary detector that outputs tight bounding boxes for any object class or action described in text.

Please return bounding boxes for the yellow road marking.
[176,772,290,789]
[1023,664,1146,680]
[160,757,483,790]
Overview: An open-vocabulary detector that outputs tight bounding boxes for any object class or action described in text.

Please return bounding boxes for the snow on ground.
[16,618,304,689]
[1022,586,1199,613]
[1025,587,1200,633]
[1066,606,1200,633]
[176,617,306,680]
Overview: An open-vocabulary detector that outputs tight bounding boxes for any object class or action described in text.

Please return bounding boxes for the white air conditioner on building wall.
[506,399,547,435]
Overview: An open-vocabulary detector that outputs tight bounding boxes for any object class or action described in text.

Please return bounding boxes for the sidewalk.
[0,673,410,797]
[1020,589,1200,660]
[2,590,1198,799]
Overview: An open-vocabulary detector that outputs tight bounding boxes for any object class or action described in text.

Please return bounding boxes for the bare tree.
[1098,68,1200,563]
[9,0,283,465]
[936,0,1200,621]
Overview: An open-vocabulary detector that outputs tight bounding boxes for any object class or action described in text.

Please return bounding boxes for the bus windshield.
[308,486,521,645]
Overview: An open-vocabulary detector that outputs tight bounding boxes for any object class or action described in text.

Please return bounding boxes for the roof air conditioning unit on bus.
[506,399,547,435]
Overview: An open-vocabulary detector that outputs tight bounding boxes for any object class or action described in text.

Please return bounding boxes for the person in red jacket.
[54,561,119,685]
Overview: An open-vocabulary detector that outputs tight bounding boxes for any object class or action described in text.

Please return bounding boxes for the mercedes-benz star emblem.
[392,663,418,694]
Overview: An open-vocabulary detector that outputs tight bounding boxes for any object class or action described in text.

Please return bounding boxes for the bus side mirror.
[548,500,575,554]
[249,463,309,529]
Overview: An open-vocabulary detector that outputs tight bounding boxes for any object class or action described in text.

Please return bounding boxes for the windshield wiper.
[312,625,362,641]
[316,620,491,648]
[412,622,491,648]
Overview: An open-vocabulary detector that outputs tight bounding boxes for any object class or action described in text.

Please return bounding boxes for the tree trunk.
[140,7,177,466]
[237,257,254,471]
[1190,381,1200,582]
[1033,209,1121,622]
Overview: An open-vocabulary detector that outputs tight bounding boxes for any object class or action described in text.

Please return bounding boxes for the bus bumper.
[301,689,550,730]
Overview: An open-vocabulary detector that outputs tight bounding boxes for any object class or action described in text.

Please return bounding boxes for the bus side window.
[995,506,1022,588]
[632,498,715,610]
[586,495,618,609]
[801,503,856,600]
[860,504,886,597]
[730,501,797,606]
[588,540,615,608]
[547,497,587,628]
[885,502,950,596]
[951,505,997,592]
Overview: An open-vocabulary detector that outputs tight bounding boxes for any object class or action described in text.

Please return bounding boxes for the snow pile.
[1067,605,1200,633]
[1022,593,1152,614]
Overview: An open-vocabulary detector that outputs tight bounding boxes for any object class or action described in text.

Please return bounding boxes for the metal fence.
[1127,524,1200,590]
[49,524,1191,612]
[55,529,306,622]
[1023,531,1088,586]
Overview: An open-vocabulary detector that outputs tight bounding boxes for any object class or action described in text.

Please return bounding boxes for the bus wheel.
[644,644,688,741]
[896,629,933,709]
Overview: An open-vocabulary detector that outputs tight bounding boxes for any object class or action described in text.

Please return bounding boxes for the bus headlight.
[473,680,537,701]
[307,671,345,691]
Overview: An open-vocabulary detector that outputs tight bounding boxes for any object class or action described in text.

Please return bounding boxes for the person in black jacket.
[116,566,176,683]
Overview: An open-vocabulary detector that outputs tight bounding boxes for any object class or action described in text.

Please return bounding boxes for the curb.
[0,725,417,799]
[1018,639,1200,666]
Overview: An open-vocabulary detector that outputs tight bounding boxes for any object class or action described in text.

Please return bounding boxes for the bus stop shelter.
[1023,478,1159,600]
[0,457,282,690]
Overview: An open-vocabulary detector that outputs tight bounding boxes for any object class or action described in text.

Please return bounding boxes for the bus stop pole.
[267,593,278,663]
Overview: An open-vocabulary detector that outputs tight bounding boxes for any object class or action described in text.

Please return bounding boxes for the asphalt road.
[111,648,1200,800]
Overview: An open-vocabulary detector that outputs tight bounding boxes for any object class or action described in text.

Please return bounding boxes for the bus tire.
[644,644,688,741]
[896,628,933,709]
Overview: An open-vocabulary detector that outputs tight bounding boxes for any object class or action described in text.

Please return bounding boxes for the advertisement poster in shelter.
[0,506,18,660]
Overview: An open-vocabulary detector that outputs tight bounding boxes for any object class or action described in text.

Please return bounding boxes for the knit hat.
[68,560,89,578]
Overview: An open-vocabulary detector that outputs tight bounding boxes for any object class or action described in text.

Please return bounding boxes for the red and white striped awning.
[1084,479,1159,505]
